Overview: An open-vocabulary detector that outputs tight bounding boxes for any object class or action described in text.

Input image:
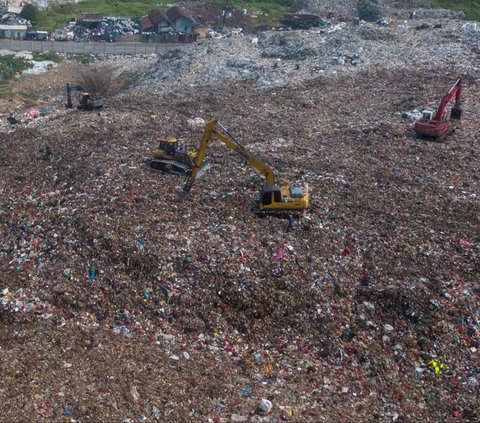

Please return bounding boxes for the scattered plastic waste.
[259,398,273,414]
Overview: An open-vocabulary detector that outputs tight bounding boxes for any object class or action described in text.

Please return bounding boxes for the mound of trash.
[140,18,477,92]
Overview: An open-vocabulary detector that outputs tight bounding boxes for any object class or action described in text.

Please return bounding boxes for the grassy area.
[32,51,62,63]
[35,0,296,31]
[17,90,36,99]
[0,87,35,100]
[36,0,170,30]
[431,1,480,20]
[0,55,33,84]
[0,87,14,98]
[67,53,96,65]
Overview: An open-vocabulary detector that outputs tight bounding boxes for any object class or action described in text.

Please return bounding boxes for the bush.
[0,55,33,84]
[78,66,115,96]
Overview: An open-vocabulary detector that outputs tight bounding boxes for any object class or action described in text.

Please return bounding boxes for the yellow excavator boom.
[184,119,275,192]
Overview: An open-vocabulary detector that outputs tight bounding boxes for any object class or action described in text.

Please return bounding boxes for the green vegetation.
[68,53,96,65]
[35,0,297,31]
[0,87,14,98]
[17,91,35,99]
[0,55,33,84]
[32,51,62,63]
[37,0,179,30]
[431,1,480,20]
[27,0,480,31]
[20,3,40,22]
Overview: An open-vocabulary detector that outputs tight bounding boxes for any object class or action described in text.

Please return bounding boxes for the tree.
[20,4,39,22]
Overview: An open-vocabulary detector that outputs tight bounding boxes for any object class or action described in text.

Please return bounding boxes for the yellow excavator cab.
[255,184,309,215]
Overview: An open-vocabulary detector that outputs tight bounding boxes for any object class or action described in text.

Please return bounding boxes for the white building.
[0,23,27,38]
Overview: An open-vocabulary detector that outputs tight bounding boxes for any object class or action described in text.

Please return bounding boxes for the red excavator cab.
[414,79,462,139]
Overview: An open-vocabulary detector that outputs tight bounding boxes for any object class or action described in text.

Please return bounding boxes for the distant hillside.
[32,0,477,31]
[302,0,477,20]
[431,0,480,20]
[34,0,297,31]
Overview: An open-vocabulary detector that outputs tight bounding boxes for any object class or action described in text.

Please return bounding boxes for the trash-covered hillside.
[0,6,479,423]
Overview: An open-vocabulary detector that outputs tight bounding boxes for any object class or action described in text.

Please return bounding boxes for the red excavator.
[414,79,462,139]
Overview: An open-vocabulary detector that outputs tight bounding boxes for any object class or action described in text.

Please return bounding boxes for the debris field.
[0,15,479,423]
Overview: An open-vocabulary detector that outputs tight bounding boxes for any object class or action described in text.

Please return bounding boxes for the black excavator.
[65,83,103,111]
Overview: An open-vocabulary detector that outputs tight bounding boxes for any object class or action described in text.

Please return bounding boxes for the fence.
[0,39,183,55]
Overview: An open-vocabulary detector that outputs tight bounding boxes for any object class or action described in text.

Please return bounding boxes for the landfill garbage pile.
[0,12,480,423]
[300,0,455,20]
[301,0,358,19]
[141,19,478,93]
[412,7,466,20]
[51,16,141,42]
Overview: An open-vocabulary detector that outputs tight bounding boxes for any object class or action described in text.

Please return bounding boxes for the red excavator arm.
[433,79,462,121]
[414,79,462,139]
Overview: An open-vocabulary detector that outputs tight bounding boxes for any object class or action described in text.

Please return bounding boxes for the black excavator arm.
[65,83,84,109]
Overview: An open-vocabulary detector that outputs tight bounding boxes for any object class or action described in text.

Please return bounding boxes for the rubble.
[302,0,464,21]
[0,7,479,423]
[50,15,141,42]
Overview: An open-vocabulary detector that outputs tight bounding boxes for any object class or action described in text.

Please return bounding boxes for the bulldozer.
[149,137,211,176]
[65,83,103,111]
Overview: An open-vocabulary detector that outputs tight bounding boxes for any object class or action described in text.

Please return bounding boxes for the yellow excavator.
[180,119,309,217]
[65,83,103,111]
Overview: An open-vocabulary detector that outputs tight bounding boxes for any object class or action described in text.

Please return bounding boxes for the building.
[80,13,102,29]
[165,6,198,35]
[139,6,206,42]
[6,5,22,15]
[1,4,23,22]
[140,10,171,33]
[0,2,30,38]
[139,15,154,32]
[149,10,171,32]
[0,23,27,38]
